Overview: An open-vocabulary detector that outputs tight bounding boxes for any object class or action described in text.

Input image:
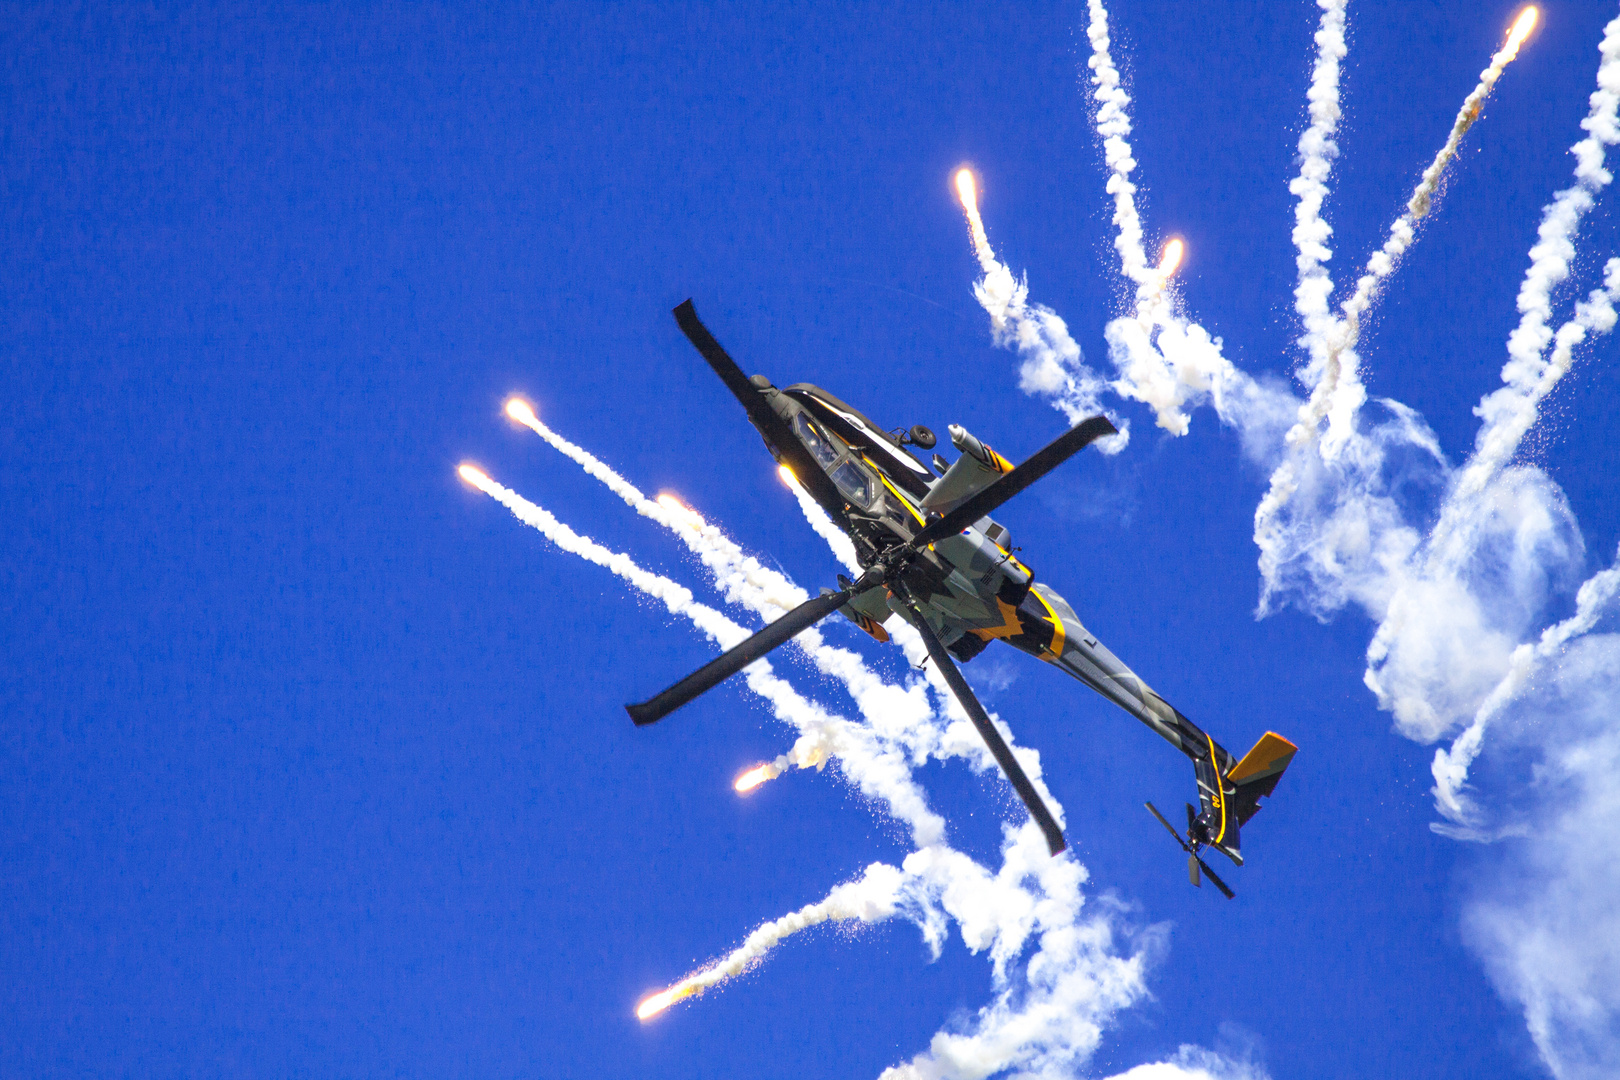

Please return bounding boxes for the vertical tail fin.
[1198,732,1297,866]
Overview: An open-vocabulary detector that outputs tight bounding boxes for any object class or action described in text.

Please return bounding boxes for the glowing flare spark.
[504,397,545,436]
[954,168,977,213]
[458,464,490,487]
[734,763,778,793]
[656,492,704,528]
[954,167,993,263]
[1157,239,1184,278]
[1507,7,1537,53]
[778,464,796,486]
[636,984,696,1020]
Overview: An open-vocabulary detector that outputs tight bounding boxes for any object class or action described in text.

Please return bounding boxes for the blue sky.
[5,2,1620,1077]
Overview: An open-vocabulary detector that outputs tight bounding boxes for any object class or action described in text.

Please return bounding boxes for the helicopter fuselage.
[754,378,1245,858]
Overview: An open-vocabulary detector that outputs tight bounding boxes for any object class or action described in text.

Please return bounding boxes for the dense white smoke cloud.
[1460,631,1620,1080]
[1231,11,1620,1080]
[1041,2,1620,1076]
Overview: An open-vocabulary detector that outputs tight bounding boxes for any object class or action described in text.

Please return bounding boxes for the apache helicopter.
[628,301,1297,896]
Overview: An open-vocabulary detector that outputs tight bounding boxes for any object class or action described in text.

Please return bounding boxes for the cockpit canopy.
[792,410,876,508]
[782,384,935,499]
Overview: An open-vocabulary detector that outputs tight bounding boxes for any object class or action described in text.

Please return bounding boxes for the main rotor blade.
[672,301,849,522]
[1195,855,1236,899]
[903,595,1067,856]
[626,587,850,726]
[911,416,1117,548]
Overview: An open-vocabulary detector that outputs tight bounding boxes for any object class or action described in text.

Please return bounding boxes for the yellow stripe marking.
[1030,587,1066,659]
[969,597,1024,642]
[1205,732,1227,845]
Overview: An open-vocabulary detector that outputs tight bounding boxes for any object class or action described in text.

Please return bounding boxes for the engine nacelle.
[920,424,1013,514]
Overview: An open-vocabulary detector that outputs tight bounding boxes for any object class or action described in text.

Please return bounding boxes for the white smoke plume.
[1431,542,1620,834]
[1068,2,1620,1075]
[1069,1,1298,450]
[1225,11,1620,1078]
[1290,3,1537,462]
[956,168,1129,451]
[458,463,948,847]
[638,861,910,1018]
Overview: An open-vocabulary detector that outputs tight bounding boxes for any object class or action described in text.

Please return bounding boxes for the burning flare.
[1507,7,1538,54]
[1157,238,1184,279]
[636,983,698,1021]
[735,763,780,793]
[954,167,994,265]
[458,464,491,488]
[656,492,704,528]
[505,396,544,436]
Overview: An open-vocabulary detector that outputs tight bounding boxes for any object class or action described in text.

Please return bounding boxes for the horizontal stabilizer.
[1226,731,1297,829]
[1228,731,1297,788]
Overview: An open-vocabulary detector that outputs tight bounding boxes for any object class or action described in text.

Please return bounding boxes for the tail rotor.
[1146,801,1235,900]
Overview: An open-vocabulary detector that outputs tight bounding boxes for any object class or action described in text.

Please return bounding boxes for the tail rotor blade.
[626,587,850,725]
[903,592,1067,856]
[1146,802,1189,852]
[911,416,1117,548]
[1196,856,1236,900]
[1189,853,1201,888]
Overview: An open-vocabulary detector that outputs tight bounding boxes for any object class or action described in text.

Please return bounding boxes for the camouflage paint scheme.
[758,378,1290,867]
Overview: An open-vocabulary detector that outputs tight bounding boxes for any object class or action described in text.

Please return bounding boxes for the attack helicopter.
[628,301,1296,895]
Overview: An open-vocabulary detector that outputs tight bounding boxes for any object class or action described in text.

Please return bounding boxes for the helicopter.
[628,300,1296,895]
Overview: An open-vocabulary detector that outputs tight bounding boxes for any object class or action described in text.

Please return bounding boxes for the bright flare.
[1507,7,1538,53]
[735,763,778,793]
[636,984,695,1021]
[1157,238,1184,278]
[954,167,993,263]
[458,464,490,487]
[656,492,704,528]
[778,464,796,486]
[505,396,544,436]
[954,168,978,214]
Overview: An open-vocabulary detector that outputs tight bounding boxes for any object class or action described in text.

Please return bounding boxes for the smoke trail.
[1431,542,1620,833]
[954,168,1129,450]
[1072,0,1302,448]
[1288,0,1349,360]
[1084,0,1151,288]
[638,862,909,1019]
[1298,6,1540,460]
[1237,15,1620,1076]
[1251,0,1350,583]
[458,463,949,847]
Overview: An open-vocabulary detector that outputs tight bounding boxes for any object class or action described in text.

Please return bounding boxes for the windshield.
[793,412,841,467]
[831,460,875,509]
